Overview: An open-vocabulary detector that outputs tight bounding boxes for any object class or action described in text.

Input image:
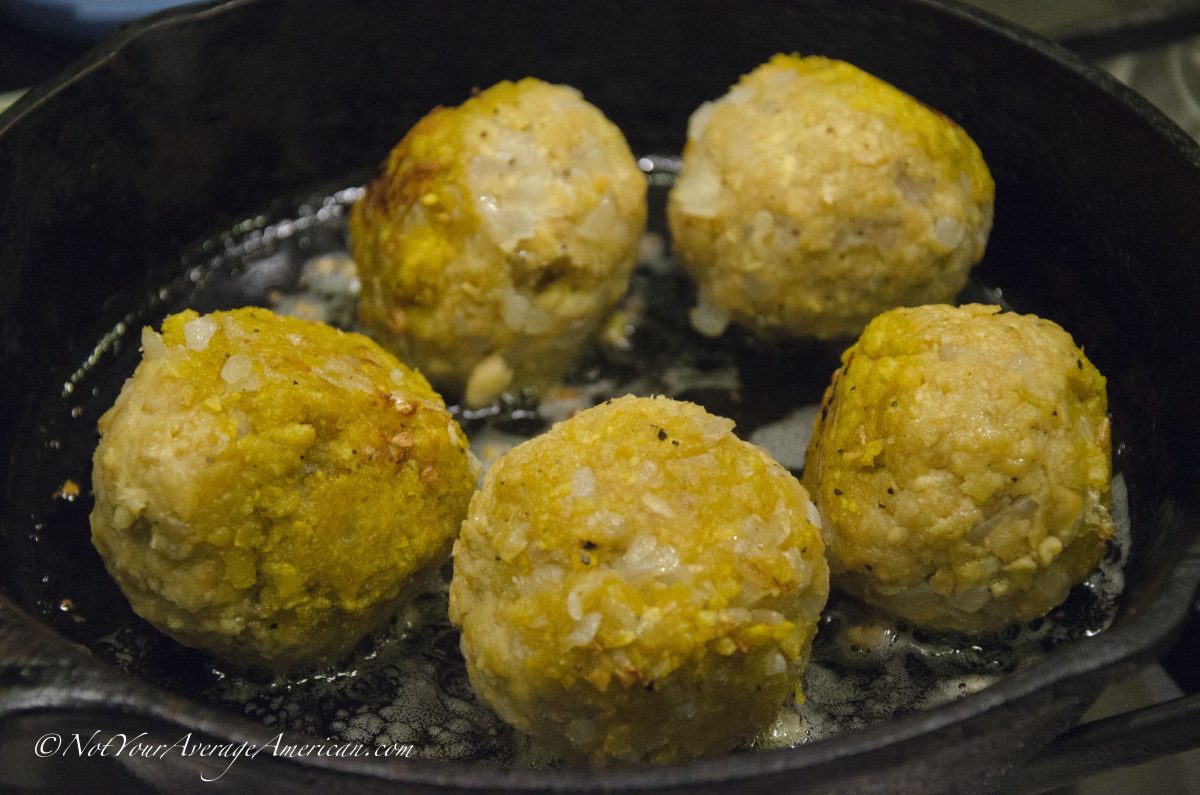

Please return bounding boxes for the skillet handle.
[0,598,128,719]
[1008,688,1200,793]
[1005,584,1200,794]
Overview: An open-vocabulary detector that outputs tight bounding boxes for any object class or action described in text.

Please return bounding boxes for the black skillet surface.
[2,0,1200,792]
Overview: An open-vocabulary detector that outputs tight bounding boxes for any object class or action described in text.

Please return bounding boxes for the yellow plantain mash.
[450,395,829,763]
[90,308,477,669]
[350,78,647,407]
[669,54,994,340]
[804,304,1113,632]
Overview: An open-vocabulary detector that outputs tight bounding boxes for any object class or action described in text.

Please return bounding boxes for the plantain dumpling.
[90,307,477,669]
[349,78,648,407]
[450,395,829,764]
[804,304,1113,632]
[668,54,994,340]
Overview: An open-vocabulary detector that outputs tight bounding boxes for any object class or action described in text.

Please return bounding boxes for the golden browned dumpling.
[450,395,829,763]
[90,308,477,669]
[350,78,647,406]
[804,304,1113,632]
[668,54,994,340]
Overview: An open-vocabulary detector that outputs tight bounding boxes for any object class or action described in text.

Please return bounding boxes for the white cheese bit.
[566,586,585,621]
[499,290,554,335]
[220,354,253,384]
[578,194,621,242]
[749,209,775,253]
[1038,535,1064,566]
[183,316,217,351]
[111,504,135,531]
[566,612,601,647]
[315,356,373,393]
[726,84,754,104]
[686,100,716,141]
[500,291,532,331]
[495,522,529,562]
[949,586,991,613]
[620,535,680,577]
[466,449,483,481]
[695,412,736,443]
[641,493,676,518]
[934,215,965,248]
[763,650,788,676]
[672,161,722,219]
[140,328,167,360]
[570,467,596,499]
[785,548,813,588]
[805,500,823,530]
[584,510,628,543]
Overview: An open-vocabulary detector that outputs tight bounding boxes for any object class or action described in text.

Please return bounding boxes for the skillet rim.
[2,0,1200,789]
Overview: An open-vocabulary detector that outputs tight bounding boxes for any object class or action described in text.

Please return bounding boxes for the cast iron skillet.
[2,0,1200,792]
